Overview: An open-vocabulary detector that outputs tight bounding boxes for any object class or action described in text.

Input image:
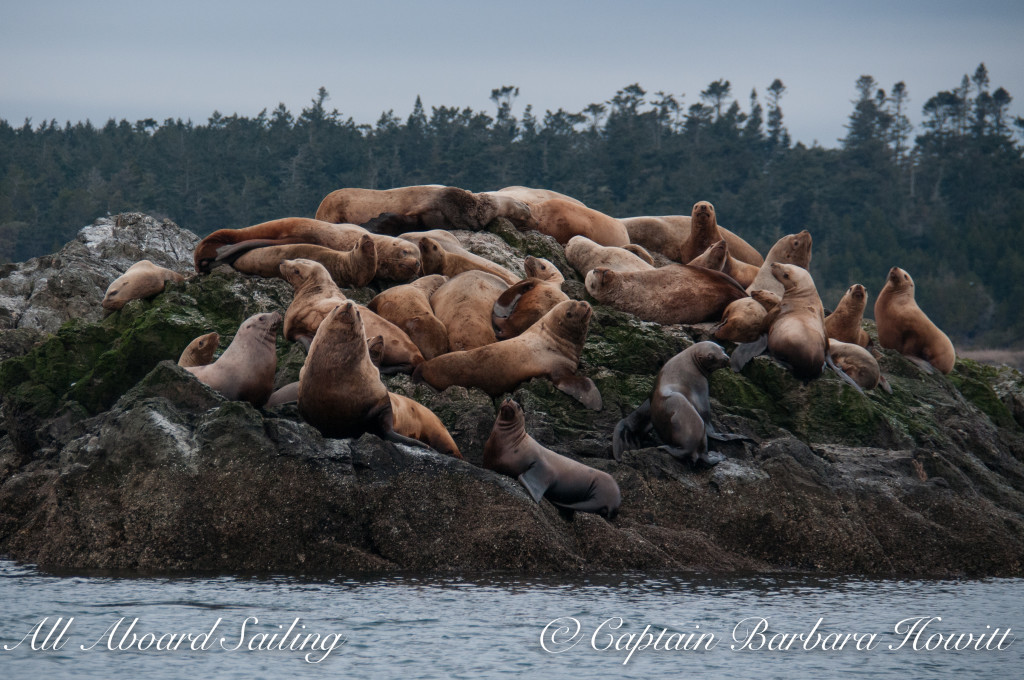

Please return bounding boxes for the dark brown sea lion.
[492,278,570,340]
[484,399,620,518]
[185,312,280,407]
[193,217,420,281]
[367,275,450,360]
[218,236,377,288]
[564,235,654,276]
[417,236,519,285]
[584,265,746,325]
[429,271,510,351]
[528,199,630,247]
[414,300,601,409]
[177,331,220,368]
[281,259,423,372]
[825,284,870,347]
[621,215,764,266]
[874,267,955,374]
[315,185,535,232]
[745,230,813,297]
[102,260,184,311]
[613,341,742,465]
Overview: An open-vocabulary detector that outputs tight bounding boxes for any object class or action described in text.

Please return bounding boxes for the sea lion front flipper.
[360,212,418,235]
[730,335,768,372]
[612,399,652,461]
[825,354,866,395]
[905,355,936,374]
[551,372,602,410]
[878,375,893,394]
[518,457,559,503]
[366,335,385,368]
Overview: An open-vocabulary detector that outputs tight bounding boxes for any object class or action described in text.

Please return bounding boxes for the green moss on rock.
[949,359,1018,429]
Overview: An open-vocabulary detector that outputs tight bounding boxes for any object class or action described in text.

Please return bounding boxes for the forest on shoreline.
[1,64,1022,346]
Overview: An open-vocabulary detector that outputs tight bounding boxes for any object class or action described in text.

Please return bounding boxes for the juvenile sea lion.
[613,341,740,466]
[102,260,184,311]
[712,298,768,344]
[281,259,423,372]
[194,217,420,281]
[367,275,450,359]
[315,185,535,232]
[564,235,655,276]
[687,239,729,271]
[766,263,828,380]
[414,300,602,409]
[825,284,871,347]
[492,277,570,340]
[218,235,377,288]
[484,399,620,518]
[417,236,520,285]
[524,256,564,283]
[186,312,280,407]
[874,267,955,374]
[389,393,462,458]
[584,265,746,325]
[745,230,813,297]
[429,271,509,351]
[829,339,890,392]
[528,199,630,247]
[622,215,764,266]
[679,202,758,287]
[177,331,220,368]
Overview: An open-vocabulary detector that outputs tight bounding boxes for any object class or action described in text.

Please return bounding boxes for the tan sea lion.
[218,236,377,288]
[584,265,746,325]
[524,256,564,283]
[712,298,768,344]
[429,271,509,351]
[315,185,536,232]
[829,339,890,392]
[389,393,462,458]
[490,186,587,207]
[527,199,630,247]
[266,381,300,408]
[766,263,828,380]
[874,267,955,374]
[177,331,220,368]
[194,217,420,281]
[679,202,758,287]
[281,259,423,372]
[564,235,655,276]
[825,284,871,347]
[745,230,813,297]
[367,275,450,359]
[484,399,620,518]
[622,215,764,266]
[414,300,602,409]
[492,278,570,340]
[417,236,519,285]
[687,239,729,271]
[186,312,280,407]
[399,229,524,282]
[613,341,742,465]
[102,260,185,311]
[751,289,782,313]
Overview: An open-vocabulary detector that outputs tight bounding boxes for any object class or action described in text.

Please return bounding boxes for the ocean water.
[0,559,1020,679]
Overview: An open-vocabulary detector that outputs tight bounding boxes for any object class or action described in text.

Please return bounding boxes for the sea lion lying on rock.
[216,236,377,288]
[102,260,184,311]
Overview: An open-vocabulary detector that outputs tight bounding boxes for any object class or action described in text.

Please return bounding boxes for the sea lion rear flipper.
[905,355,936,374]
[825,354,866,395]
[552,372,602,410]
[215,239,286,264]
[622,244,655,265]
[361,212,418,235]
[706,425,751,442]
[518,458,559,503]
[383,429,437,452]
[730,335,768,372]
[612,399,652,461]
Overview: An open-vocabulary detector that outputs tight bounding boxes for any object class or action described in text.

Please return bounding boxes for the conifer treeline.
[1,65,1022,344]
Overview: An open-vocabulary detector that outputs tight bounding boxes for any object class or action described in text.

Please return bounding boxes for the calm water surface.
[0,559,1020,679]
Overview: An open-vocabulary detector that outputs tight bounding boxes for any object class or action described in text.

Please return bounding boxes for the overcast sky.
[2,0,1022,148]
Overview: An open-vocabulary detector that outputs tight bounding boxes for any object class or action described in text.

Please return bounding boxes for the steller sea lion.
[712,298,768,344]
[194,217,420,281]
[679,202,758,287]
[564,235,655,276]
[874,267,955,374]
[417,236,520,285]
[186,312,280,407]
[613,341,743,466]
[216,235,377,288]
[622,214,764,266]
[281,259,423,372]
[429,271,510,351]
[177,331,220,368]
[745,230,813,297]
[367,275,450,360]
[524,256,564,283]
[766,263,828,380]
[584,265,746,325]
[527,199,630,247]
[315,185,536,233]
[492,277,570,340]
[102,260,184,311]
[484,399,620,518]
[829,339,891,393]
[388,393,462,458]
[825,284,870,347]
[414,300,602,409]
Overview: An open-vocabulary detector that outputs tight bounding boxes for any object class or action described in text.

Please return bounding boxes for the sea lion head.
[525,256,563,283]
[313,301,364,350]
[691,200,716,227]
[544,300,593,346]
[378,237,422,281]
[102,260,182,311]
[484,194,537,231]
[691,340,732,374]
[773,229,813,267]
[584,267,619,297]
[279,258,329,288]
[691,239,728,270]
[751,289,782,312]
[848,283,867,303]
[497,398,525,426]
[770,262,813,293]
[191,331,220,360]
[417,237,446,275]
[886,266,914,294]
[241,311,282,344]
